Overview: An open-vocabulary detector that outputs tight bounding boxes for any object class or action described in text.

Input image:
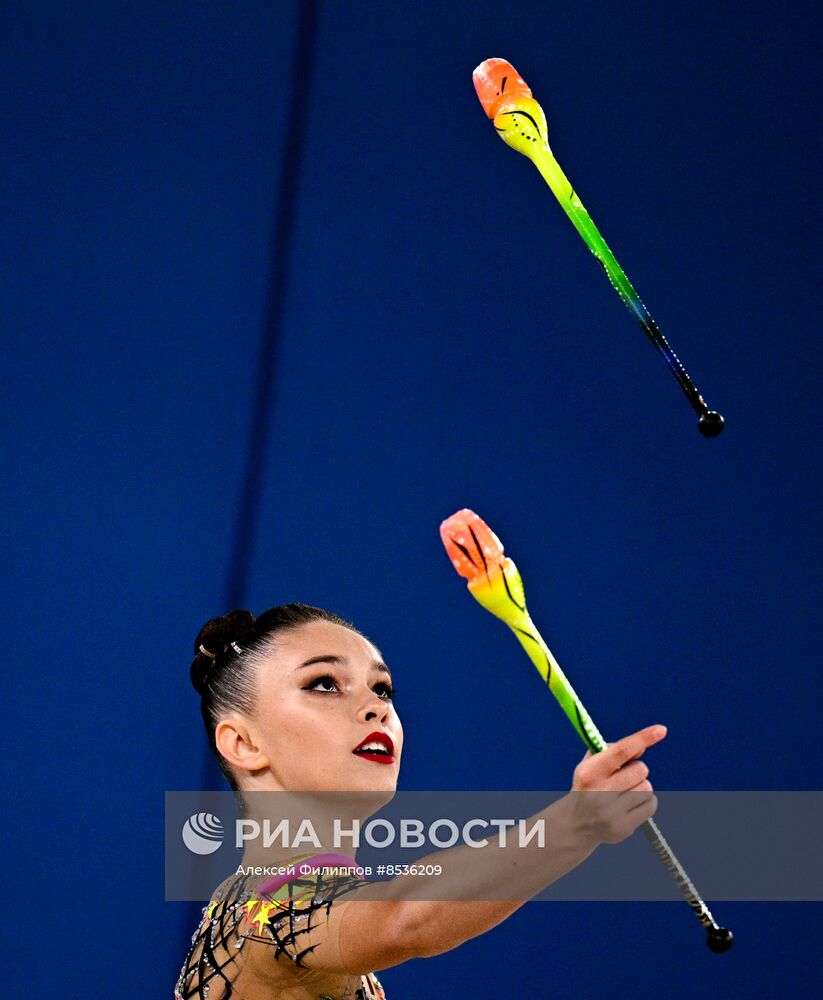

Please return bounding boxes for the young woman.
[175,603,664,999]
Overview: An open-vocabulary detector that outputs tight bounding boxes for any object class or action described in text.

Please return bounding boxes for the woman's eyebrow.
[372,661,393,682]
[297,654,393,681]
[297,654,346,669]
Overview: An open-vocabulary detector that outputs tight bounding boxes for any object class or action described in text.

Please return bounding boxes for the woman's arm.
[336,793,594,970]
[247,723,663,976]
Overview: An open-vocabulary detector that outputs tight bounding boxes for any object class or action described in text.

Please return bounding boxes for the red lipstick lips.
[352,731,395,764]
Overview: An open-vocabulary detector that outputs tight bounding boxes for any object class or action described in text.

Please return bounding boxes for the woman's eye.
[306,674,338,693]
[304,676,395,700]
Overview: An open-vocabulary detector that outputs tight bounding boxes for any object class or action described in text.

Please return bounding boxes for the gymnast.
[175,602,664,999]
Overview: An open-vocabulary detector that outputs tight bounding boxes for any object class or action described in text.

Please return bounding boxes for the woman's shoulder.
[175,864,388,999]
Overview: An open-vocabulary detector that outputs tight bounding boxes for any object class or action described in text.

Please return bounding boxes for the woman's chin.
[344,762,399,800]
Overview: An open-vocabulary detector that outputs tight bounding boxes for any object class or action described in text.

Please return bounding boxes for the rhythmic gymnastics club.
[440,508,734,952]
[473,58,725,438]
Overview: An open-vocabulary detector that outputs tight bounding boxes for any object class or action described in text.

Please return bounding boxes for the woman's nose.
[358,691,389,723]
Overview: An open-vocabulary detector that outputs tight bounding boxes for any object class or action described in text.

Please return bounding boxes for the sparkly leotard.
[174,865,388,1000]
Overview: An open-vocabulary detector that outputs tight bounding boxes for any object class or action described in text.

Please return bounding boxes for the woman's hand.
[565,724,666,845]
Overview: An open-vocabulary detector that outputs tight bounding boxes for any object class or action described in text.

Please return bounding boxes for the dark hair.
[190,602,357,790]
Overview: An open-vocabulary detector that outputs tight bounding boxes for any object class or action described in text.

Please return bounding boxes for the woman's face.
[244,619,403,793]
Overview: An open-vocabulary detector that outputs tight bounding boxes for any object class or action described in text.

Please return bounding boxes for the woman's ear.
[215,717,270,774]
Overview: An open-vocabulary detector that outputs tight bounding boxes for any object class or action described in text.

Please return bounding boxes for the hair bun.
[190,609,256,695]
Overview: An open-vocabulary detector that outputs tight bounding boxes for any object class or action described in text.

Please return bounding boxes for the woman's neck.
[237,789,374,869]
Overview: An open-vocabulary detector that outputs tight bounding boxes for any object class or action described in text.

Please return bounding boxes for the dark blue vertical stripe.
[224,0,321,613]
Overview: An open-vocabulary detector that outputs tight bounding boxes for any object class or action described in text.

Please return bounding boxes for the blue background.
[2,1,820,996]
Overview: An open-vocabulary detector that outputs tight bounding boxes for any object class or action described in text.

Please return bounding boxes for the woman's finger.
[589,725,666,779]
[610,760,650,792]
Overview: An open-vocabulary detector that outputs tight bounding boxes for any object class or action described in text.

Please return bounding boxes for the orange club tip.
[472,58,532,119]
[439,508,506,581]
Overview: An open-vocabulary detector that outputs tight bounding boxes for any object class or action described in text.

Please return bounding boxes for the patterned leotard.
[174,865,387,1000]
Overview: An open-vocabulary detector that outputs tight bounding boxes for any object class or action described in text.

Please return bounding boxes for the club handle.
[507,617,733,949]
